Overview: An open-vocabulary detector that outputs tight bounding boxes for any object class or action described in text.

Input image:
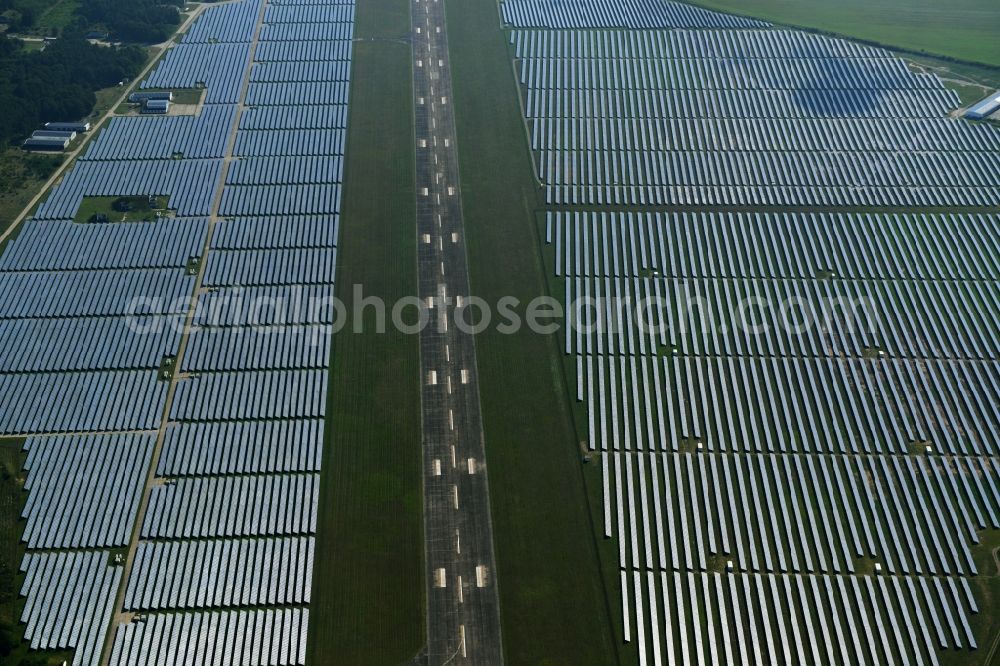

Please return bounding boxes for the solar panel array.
[109,608,309,666]
[3,0,355,660]
[21,435,154,549]
[509,25,1000,208]
[508,0,1000,663]
[19,551,123,666]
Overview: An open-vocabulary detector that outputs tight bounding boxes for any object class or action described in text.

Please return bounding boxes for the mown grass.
[445,0,620,662]
[904,54,1000,106]
[305,0,424,661]
[72,195,169,223]
[680,0,1000,67]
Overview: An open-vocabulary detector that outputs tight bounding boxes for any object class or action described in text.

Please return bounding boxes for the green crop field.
[682,0,1000,68]
[446,0,621,662]
[305,0,424,661]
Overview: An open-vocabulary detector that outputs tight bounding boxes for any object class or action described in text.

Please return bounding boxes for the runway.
[410,0,504,663]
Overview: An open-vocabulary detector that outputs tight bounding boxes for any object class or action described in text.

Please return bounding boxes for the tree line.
[81,0,183,44]
[0,36,147,145]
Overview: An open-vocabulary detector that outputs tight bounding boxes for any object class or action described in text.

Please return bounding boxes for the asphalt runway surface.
[410,0,504,663]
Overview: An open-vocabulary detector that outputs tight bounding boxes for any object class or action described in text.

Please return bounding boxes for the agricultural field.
[680,0,1000,67]
[304,0,424,661]
[446,0,620,662]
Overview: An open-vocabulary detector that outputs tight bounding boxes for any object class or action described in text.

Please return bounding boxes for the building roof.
[966,91,1000,120]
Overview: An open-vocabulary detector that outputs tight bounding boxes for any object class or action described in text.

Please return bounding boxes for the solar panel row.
[512,27,890,60]
[182,0,261,43]
[257,22,353,41]
[19,551,122,666]
[248,61,352,83]
[203,248,338,286]
[548,211,1000,281]
[182,325,332,371]
[218,183,343,216]
[263,4,355,22]
[604,452,998,576]
[0,269,192,318]
[125,536,314,610]
[109,608,309,666]
[543,181,998,207]
[34,160,223,219]
[619,570,976,665]
[531,117,1000,153]
[502,0,768,29]
[21,435,154,548]
[157,420,324,476]
[233,129,346,157]
[169,370,329,421]
[82,106,236,161]
[523,87,958,120]
[563,277,1000,360]
[537,149,1000,195]
[211,215,340,249]
[0,218,207,271]
[0,372,165,434]
[0,317,179,372]
[253,40,353,62]
[193,285,337,326]
[238,104,349,130]
[576,355,1000,457]
[519,56,939,92]
[141,474,319,539]
[141,44,250,104]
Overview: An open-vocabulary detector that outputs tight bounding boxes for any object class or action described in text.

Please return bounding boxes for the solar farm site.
[0,0,351,661]
[0,0,999,662]
[498,0,1000,663]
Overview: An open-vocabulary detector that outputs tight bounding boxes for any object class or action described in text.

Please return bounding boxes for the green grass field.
[682,0,1000,67]
[72,195,169,223]
[446,0,621,662]
[34,0,78,34]
[17,40,47,53]
[305,0,425,661]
